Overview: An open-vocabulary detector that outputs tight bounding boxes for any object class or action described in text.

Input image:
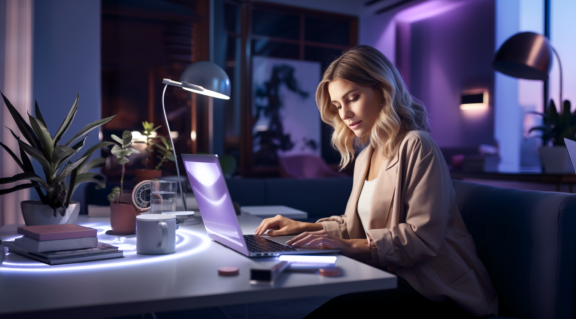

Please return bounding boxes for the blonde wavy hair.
[316,45,429,169]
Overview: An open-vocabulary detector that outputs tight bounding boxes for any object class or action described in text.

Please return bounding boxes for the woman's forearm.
[347,239,372,260]
[299,222,324,232]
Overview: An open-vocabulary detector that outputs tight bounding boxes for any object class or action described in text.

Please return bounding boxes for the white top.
[358,179,377,231]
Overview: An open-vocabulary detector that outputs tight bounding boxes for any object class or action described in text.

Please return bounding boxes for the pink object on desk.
[17,224,97,241]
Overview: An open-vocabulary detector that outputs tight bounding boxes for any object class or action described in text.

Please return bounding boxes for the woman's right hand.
[254,215,322,236]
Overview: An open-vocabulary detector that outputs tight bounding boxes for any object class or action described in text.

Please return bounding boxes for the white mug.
[136,214,176,255]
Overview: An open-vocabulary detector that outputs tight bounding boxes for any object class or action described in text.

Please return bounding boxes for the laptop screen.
[182,154,249,255]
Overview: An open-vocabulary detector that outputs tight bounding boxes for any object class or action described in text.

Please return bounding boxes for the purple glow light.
[279,255,337,263]
[185,162,220,186]
[193,187,228,206]
[395,1,464,23]
[0,223,210,272]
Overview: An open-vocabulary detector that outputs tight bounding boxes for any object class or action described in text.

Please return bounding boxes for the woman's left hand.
[286,230,372,259]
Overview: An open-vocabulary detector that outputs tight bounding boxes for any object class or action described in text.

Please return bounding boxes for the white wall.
[550,0,576,112]
[518,0,544,170]
[494,0,521,172]
[32,0,101,213]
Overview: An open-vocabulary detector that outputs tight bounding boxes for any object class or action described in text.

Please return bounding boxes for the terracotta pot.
[135,169,162,184]
[120,191,132,203]
[21,201,80,226]
[110,202,139,235]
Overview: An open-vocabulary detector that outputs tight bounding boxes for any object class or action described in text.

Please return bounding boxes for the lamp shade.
[492,32,553,80]
[180,61,231,100]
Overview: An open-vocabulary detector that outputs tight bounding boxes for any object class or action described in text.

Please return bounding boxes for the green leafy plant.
[107,186,120,203]
[135,121,161,169]
[219,154,237,177]
[110,130,139,203]
[153,136,175,170]
[0,93,115,216]
[529,99,575,146]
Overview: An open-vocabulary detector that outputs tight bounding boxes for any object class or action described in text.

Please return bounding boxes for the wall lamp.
[460,90,488,111]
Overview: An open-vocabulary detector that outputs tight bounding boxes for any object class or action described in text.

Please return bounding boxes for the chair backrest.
[452,180,576,319]
[278,154,345,179]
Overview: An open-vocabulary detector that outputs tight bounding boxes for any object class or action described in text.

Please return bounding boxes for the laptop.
[565,138,576,171]
[182,154,340,257]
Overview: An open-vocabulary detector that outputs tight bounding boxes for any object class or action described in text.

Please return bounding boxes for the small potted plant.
[0,93,115,225]
[134,121,162,183]
[108,130,140,234]
[529,99,576,173]
[153,136,175,170]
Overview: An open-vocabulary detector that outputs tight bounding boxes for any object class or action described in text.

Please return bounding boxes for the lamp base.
[161,211,196,224]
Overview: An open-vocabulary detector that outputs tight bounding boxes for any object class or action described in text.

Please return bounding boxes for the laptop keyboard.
[244,235,297,253]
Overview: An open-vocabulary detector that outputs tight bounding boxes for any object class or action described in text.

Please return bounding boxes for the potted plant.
[108,130,140,234]
[134,121,162,183]
[153,136,175,170]
[0,93,115,225]
[529,99,575,173]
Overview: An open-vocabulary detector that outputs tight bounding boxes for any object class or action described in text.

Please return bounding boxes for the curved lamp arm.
[161,83,188,212]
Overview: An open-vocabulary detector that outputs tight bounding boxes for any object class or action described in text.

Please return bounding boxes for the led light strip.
[279,255,337,263]
[0,228,210,272]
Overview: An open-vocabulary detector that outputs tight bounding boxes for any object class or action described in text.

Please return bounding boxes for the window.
[218,2,357,176]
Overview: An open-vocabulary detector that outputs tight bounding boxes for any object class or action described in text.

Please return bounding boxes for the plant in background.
[136,121,161,170]
[153,136,175,170]
[0,93,115,216]
[109,130,139,203]
[219,154,237,178]
[529,99,576,146]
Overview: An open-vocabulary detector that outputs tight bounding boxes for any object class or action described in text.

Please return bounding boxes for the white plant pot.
[21,201,80,226]
[539,146,575,174]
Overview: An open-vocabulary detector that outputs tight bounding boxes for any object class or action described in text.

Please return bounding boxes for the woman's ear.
[371,85,385,108]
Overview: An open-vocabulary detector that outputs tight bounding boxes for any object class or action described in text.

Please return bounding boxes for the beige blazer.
[318,131,499,317]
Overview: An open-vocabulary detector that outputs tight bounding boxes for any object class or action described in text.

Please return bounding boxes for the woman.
[255,45,498,318]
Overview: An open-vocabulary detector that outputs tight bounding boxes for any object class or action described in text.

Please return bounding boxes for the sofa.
[452,180,576,319]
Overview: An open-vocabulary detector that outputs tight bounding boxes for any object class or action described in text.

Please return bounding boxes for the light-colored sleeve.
[366,139,452,268]
[315,215,350,239]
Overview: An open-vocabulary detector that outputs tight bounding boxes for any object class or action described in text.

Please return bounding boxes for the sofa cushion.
[265,178,352,220]
[226,178,267,206]
[452,180,576,319]
[225,178,353,220]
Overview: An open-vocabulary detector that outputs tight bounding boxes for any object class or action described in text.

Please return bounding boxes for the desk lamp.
[161,61,231,213]
[492,31,563,105]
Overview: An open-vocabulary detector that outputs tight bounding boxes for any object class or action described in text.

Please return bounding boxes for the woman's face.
[328,79,383,138]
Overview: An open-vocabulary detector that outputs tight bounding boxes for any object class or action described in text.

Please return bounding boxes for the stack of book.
[5,224,123,265]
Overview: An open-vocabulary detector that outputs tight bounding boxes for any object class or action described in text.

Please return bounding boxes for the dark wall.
[405,0,495,148]
[32,0,101,212]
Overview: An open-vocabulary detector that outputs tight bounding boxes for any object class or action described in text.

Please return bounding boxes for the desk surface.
[241,205,308,219]
[0,214,395,318]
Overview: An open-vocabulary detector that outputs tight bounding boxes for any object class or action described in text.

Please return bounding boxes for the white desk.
[241,205,308,220]
[0,213,396,318]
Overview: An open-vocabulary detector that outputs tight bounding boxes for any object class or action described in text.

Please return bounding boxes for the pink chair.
[278,154,347,179]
